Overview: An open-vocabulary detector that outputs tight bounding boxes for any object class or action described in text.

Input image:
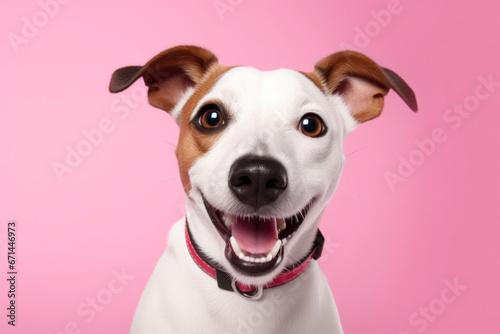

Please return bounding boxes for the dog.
[109,45,417,333]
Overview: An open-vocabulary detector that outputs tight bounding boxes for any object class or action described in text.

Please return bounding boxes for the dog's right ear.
[109,45,218,113]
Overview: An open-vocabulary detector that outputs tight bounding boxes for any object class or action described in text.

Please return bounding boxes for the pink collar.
[185,221,324,299]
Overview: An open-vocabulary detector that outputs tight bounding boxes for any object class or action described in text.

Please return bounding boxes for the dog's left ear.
[313,50,417,123]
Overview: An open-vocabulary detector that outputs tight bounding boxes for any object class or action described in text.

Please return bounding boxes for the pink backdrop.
[1,0,499,333]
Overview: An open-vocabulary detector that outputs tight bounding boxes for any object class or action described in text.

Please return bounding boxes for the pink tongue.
[232,216,278,254]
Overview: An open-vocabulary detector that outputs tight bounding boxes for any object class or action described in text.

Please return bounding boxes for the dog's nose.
[229,155,288,210]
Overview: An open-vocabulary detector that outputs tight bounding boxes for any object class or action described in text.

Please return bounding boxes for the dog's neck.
[185,220,325,300]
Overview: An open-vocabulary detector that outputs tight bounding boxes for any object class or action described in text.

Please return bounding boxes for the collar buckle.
[231,280,263,300]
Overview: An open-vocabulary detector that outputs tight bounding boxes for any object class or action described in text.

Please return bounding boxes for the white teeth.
[229,236,282,264]
[278,218,286,231]
[223,214,233,227]
[269,239,282,259]
[230,236,242,255]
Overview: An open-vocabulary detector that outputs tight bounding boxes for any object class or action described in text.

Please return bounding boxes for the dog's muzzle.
[201,154,316,277]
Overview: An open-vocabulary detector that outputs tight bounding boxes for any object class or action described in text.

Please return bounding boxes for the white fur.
[131,67,351,333]
[131,219,342,333]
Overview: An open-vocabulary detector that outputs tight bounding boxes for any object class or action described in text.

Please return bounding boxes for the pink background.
[1,0,499,333]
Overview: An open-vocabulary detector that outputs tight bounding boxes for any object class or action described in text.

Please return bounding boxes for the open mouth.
[203,197,313,276]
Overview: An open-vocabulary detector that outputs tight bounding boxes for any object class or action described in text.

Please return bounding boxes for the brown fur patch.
[312,50,417,122]
[143,46,219,113]
[299,71,327,94]
[175,65,234,194]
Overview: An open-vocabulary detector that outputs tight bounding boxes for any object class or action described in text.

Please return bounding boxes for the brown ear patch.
[175,65,234,195]
[381,67,418,111]
[109,45,219,114]
[109,66,143,93]
[338,76,387,123]
[146,68,196,112]
[312,50,417,123]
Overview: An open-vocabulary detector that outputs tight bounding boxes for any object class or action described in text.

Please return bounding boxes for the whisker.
[346,147,367,158]
[154,137,177,149]
[338,185,358,200]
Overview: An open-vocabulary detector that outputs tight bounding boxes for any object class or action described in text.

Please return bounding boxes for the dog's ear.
[313,50,417,123]
[109,45,218,113]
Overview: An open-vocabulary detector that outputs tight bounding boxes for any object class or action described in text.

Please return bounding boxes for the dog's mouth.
[203,198,313,276]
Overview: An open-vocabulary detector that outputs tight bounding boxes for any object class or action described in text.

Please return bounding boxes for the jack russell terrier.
[109,45,417,334]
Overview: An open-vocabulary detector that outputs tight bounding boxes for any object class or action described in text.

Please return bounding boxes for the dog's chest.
[130,219,343,334]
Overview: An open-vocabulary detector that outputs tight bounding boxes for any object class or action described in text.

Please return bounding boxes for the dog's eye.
[299,113,326,138]
[197,104,225,130]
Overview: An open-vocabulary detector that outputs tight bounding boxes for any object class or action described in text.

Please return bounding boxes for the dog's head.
[110,45,417,286]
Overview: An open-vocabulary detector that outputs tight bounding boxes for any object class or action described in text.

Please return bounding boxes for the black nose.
[229,155,288,210]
